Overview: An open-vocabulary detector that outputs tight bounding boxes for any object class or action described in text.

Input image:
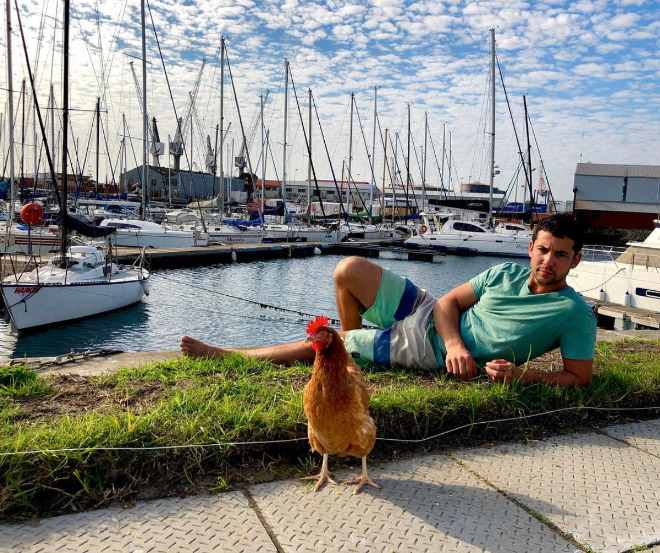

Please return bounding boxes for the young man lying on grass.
[181,213,596,387]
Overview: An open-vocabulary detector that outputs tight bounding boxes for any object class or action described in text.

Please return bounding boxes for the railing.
[581,245,660,269]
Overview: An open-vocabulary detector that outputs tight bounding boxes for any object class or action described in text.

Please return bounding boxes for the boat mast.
[422,111,427,213]
[219,36,224,214]
[371,86,377,218]
[61,0,70,257]
[95,96,100,196]
[348,92,354,201]
[307,87,312,219]
[381,128,388,223]
[488,27,496,227]
[5,0,16,224]
[261,93,265,225]
[523,95,534,225]
[140,0,147,219]
[406,104,411,220]
[282,59,288,209]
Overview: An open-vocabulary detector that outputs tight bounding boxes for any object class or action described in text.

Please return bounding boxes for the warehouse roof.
[576,163,660,178]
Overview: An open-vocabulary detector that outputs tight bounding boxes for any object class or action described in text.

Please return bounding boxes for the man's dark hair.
[532,213,584,255]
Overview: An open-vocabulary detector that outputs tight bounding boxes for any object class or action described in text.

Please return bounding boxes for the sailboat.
[404,29,530,258]
[0,0,150,331]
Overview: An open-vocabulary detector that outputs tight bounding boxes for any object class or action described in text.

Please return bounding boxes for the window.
[454,222,485,233]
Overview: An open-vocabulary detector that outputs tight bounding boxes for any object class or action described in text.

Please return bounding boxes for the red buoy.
[20,203,44,227]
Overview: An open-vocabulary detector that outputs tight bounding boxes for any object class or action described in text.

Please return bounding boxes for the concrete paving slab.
[0,492,276,553]
[250,454,577,553]
[601,419,660,458]
[453,432,660,553]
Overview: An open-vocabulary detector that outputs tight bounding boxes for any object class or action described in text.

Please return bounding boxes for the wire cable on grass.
[1,405,659,457]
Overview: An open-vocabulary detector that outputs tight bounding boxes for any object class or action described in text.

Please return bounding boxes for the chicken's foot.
[300,454,336,491]
[343,457,380,494]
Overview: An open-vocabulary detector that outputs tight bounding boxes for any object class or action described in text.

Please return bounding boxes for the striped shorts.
[343,267,440,370]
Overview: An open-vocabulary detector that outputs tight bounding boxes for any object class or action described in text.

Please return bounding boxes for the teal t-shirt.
[432,262,597,368]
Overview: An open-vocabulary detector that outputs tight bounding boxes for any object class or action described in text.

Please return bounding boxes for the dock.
[584,297,660,330]
[108,239,447,269]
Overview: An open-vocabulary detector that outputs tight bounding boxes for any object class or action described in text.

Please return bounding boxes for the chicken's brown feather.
[303,327,376,459]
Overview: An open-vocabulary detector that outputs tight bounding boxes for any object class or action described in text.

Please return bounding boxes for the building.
[573,163,660,229]
[120,166,246,202]
[256,179,380,209]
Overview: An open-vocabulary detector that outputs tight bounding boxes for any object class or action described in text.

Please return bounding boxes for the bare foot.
[180,335,227,359]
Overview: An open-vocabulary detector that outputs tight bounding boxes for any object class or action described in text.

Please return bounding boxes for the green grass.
[1,339,660,519]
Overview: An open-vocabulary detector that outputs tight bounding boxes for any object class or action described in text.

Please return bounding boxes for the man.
[181,213,596,387]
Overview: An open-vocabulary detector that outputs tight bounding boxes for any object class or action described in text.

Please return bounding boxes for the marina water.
[0,254,527,359]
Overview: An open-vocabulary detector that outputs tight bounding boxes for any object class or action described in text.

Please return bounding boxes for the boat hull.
[568,261,660,312]
[110,230,208,248]
[405,232,530,257]
[1,274,149,330]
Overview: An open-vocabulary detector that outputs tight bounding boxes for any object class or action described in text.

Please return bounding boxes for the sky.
[2,0,660,202]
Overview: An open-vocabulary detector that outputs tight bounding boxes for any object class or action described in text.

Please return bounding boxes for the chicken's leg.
[301,454,336,491]
[343,456,380,494]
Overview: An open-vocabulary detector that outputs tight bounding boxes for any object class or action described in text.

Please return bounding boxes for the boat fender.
[313,247,321,255]
[623,291,631,306]
[598,289,605,301]
[420,225,428,234]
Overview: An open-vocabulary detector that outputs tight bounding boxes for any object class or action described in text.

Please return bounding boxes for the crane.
[170,58,206,170]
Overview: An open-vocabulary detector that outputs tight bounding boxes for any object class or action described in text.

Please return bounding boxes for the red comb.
[306,315,329,335]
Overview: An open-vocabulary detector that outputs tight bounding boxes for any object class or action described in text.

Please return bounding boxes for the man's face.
[528,230,581,289]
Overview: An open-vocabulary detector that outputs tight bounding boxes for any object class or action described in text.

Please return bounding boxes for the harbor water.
[0,254,527,359]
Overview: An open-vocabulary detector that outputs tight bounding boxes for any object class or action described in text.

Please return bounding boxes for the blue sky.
[3,0,660,201]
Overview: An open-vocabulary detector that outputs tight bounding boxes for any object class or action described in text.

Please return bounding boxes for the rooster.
[302,315,379,494]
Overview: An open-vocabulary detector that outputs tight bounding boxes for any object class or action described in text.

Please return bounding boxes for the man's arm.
[485,357,593,387]
[434,282,479,380]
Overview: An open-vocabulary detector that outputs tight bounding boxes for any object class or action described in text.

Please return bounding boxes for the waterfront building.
[573,163,660,229]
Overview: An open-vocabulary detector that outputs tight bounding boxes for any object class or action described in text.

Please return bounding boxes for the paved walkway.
[2,418,660,553]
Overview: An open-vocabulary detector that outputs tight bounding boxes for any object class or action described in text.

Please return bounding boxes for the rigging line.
[352,98,377,202]
[2,405,659,457]
[225,47,258,203]
[428,129,448,199]
[100,109,118,187]
[527,116,559,212]
[69,0,102,90]
[291,74,348,220]
[146,0,203,201]
[496,55,530,202]
[311,94,349,219]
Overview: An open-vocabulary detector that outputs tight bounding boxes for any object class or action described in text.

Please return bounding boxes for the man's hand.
[485,359,522,383]
[445,344,477,380]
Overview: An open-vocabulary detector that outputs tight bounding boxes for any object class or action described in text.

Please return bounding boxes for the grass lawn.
[1,338,659,519]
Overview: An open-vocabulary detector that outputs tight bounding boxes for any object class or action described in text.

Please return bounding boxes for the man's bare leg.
[180,334,345,365]
[333,256,382,331]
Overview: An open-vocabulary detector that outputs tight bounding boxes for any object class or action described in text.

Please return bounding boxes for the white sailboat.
[1,246,150,330]
[99,218,209,248]
[568,220,660,312]
[0,0,150,331]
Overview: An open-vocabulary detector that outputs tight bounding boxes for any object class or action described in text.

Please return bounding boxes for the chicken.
[302,315,379,494]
